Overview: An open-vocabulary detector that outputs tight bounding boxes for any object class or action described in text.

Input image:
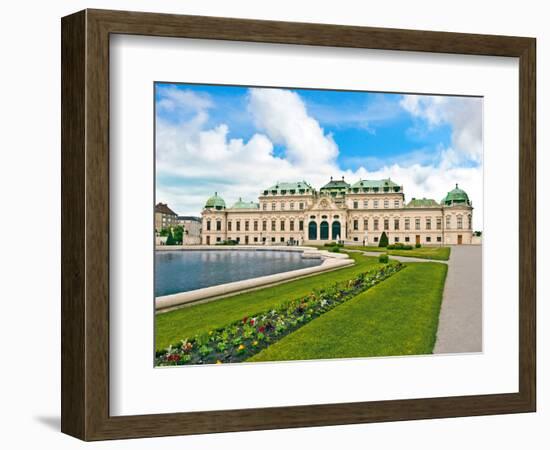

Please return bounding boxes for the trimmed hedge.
[378,253,389,263]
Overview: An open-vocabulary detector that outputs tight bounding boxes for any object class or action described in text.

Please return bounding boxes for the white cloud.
[247,88,338,170]
[156,88,483,231]
[400,94,483,168]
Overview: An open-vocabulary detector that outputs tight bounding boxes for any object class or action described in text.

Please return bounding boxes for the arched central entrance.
[320,221,329,240]
[331,221,341,241]
[308,221,317,240]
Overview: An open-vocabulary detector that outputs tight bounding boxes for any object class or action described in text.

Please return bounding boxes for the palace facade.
[201,178,474,246]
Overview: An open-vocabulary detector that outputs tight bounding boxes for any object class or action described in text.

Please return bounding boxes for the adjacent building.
[155,202,178,232]
[201,178,474,246]
[177,216,202,245]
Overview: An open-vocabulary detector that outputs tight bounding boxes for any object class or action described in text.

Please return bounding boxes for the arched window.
[320,221,329,240]
[308,221,317,240]
[332,221,341,240]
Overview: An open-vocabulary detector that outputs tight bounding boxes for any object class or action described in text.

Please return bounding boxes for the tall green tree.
[171,225,185,244]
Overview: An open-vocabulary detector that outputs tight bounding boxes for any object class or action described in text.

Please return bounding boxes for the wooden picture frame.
[61,9,536,441]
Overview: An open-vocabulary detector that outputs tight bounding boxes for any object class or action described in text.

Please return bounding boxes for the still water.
[155,250,322,296]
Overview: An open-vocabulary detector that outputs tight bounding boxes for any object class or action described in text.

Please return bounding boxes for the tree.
[165,228,176,245]
[378,231,389,248]
[171,225,185,244]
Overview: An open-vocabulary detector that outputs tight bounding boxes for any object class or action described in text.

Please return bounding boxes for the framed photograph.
[61,9,536,440]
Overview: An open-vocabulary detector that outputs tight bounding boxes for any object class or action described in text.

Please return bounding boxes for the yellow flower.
[209,331,213,335]
[216,360,222,364]
[253,341,258,346]
[238,344,245,351]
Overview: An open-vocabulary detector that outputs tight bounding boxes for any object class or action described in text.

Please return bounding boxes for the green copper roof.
[350,178,400,189]
[349,178,401,193]
[443,184,471,206]
[263,181,313,195]
[204,192,226,209]
[230,198,260,209]
[320,177,350,190]
[406,198,440,208]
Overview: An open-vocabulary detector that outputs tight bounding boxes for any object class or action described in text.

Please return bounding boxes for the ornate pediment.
[309,196,342,212]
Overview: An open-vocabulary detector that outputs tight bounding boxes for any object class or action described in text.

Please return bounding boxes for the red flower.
[242,316,248,324]
[258,326,265,333]
[250,318,255,326]
[167,354,180,362]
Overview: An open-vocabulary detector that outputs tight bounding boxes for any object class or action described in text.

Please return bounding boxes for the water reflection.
[155,250,322,296]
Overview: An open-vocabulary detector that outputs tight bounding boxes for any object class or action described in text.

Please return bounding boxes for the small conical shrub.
[379,231,389,248]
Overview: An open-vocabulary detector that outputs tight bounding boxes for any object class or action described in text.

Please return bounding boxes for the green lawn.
[155,253,382,350]
[345,245,451,261]
[248,262,448,362]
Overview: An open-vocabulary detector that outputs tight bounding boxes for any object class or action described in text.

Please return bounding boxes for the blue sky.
[155,82,483,229]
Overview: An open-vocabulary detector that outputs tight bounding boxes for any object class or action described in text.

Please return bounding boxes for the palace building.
[201,178,474,246]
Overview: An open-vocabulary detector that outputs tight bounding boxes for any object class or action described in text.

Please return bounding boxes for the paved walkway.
[433,245,482,353]
[354,247,482,354]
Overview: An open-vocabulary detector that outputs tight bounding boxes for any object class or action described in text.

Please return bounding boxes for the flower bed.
[155,261,403,366]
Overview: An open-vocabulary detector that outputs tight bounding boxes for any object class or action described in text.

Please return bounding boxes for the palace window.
[426,218,431,230]
[272,202,276,211]
[280,220,285,231]
[426,236,432,242]
[310,215,316,219]
[206,220,211,231]
[216,237,221,242]
[254,237,258,242]
[353,201,358,209]
[271,220,276,231]
[384,200,389,208]
[374,236,379,242]
[437,236,442,242]
[446,215,451,228]
[373,200,379,208]
[457,215,463,229]
[227,221,232,231]
[280,237,285,243]
[216,220,222,231]
[395,237,400,243]
[394,218,399,230]
[436,217,442,230]
[271,237,275,242]
[374,218,379,231]
[394,200,400,208]
[384,218,389,230]
[236,221,241,231]
[363,219,368,230]
[405,236,410,242]
[299,220,304,231]
[290,220,295,231]
[415,218,421,230]
[405,218,410,230]
[281,202,285,210]
[262,220,267,231]
[299,202,304,210]
[253,221,258,231]
[468,214,472,229]
[262,203,267,210]
[245,221,249,231]
[290,202,294,210]
[353,219,359,231]
[363,200,368,208]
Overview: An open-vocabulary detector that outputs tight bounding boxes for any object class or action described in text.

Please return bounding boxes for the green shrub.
[415,243,422,248]
[378,253,389,263]
[330,246,340,253]
[402,245,413,250]
[378,232,389,248]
